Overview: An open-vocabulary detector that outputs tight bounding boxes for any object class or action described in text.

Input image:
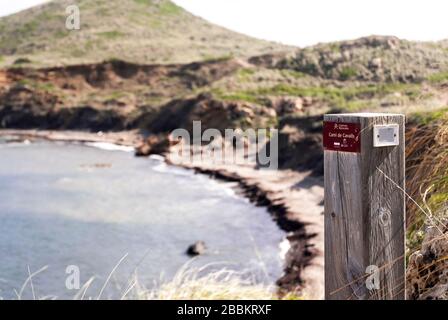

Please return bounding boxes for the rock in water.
[186,241,206,256]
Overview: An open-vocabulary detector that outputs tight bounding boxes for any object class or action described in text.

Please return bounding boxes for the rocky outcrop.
[248,51,294,68]
[407,214,448,300]
[146,92,276,134]
[39,58,243,90]
[0,83,128,131]
[0,59,273,132]
[1,58,243,94]
[135,134,172,157]
[268,96,314,115]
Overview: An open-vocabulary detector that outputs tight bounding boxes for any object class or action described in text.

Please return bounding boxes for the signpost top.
[325,113,405,118]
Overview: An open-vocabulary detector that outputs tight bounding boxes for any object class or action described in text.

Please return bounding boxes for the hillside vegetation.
[0,0,289,67]
[275,36,448,82]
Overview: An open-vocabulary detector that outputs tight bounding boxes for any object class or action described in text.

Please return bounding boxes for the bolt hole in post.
[323,113,405,300]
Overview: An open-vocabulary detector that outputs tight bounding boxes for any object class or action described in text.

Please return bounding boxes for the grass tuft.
[428,71,448,83]
[141,264,276,300]
[406,112,448,252]
[97,31,125,40]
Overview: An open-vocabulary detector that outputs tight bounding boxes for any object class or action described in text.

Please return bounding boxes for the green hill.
[0,0,290,67]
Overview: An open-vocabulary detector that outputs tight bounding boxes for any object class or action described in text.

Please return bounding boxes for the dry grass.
[406,214,448,299]
[135,263,277,300]
[404,111,448,299]
[9,259,285,300]
[406,114,448,251]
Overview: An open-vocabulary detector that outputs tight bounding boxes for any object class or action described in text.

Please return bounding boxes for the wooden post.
[324,113,405,300]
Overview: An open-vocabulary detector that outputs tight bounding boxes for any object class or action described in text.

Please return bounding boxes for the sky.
[0,0,49,17]
[0,0,447,47]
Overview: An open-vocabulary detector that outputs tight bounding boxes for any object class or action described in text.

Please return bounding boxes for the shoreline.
[0,129,324,299]
[0,129,143,147]
[166,144,324,298]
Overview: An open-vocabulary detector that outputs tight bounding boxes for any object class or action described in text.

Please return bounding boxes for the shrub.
[339,67,358,80]
[13,57,32,65]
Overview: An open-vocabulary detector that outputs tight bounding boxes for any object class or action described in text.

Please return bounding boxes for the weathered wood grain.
[324,113,405,300]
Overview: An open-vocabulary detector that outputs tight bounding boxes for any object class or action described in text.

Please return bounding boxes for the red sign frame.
[323,121,361,153]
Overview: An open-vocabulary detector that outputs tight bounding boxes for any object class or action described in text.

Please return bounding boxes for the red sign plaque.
[323,121,361,153]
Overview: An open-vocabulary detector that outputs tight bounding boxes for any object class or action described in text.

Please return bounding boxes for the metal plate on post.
[373,124,399,147]
[323,121,361,153]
